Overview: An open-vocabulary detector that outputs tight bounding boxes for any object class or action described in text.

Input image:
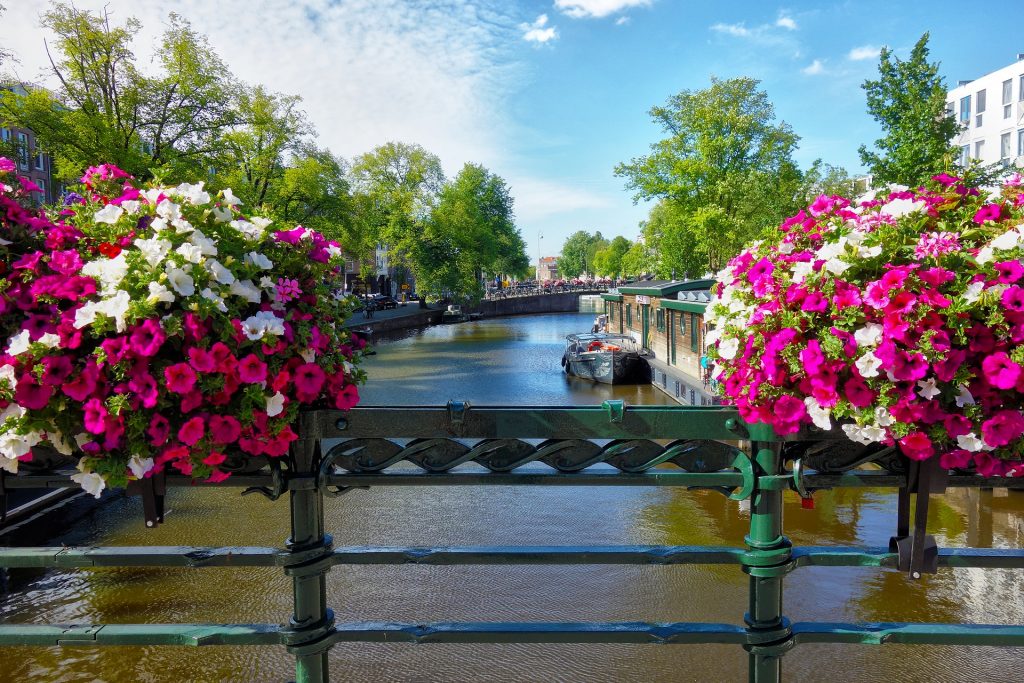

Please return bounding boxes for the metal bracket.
[242,459,286,502]
[792,458,817,508]
[0,469,7,524]
[603,399,624,424]
[888,458,947,579]
[318,445,369,498]
[446,400,469,436]
[126,470,166,528]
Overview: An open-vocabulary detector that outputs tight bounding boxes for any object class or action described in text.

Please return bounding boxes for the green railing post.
[743,423,791,683]
[286,419,333,683]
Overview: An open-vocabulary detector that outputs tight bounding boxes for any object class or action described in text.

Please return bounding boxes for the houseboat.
[561,333,644,384]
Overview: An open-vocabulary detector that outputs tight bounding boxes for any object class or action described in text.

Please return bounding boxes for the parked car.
[371,295,400,309]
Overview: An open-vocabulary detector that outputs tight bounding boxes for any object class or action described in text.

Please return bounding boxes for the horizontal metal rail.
[3,545,1022,570]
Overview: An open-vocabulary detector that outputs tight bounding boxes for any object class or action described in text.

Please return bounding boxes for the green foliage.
[559,230,605,278]
[858,33,959,186]
[592,236,631,277]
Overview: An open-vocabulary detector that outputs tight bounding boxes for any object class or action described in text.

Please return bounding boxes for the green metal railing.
[1,403,1023,682]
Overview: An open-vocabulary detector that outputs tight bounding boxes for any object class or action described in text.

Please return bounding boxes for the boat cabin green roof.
[617,279,716,296]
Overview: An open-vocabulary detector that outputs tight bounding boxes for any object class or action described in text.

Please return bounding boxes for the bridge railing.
[1,403,1022,682]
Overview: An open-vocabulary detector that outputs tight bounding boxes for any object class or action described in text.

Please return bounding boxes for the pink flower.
[48,249,84,275]
[208,415,241,444]
[898,432,934,461]
[210,342,237,374]
[203,451,226,466]
[128,319,166,357]
[774,395,806,425]
[275,278,302,303]
[981,410,1024,447]
[994,261,1024,284]
[15,376,54,411]
[334,383,360,410]
[939,449,972,469]
[40,355,73,386]
[206,469,232,483]
[800,291,828,313]
[148,414,171,446]
[890,351,928,382]
[844,376,875,408]
[0,157,15,172]
[237,354,268,383]
[178,416,205,446]
[63,363,100,401]
[83,398,108,434]
[943,414,973,438]
[913,231,960,259]
[973,203,1003,224]
[294,363,326,402]
[164,363,197,394]
[982,352,1021,390]
[188,346,216,373]
[1002,286,1024,313]
[128,372,159,409]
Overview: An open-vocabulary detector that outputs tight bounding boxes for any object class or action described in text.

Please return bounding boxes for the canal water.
[1,311,1022,682]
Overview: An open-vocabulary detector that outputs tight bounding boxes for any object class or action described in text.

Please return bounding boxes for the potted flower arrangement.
[706,173,1024,478]
[0,159,366,497]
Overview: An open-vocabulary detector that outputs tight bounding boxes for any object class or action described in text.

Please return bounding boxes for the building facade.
[601,279,719,406]
[1,83,57,204]
[538,256,559,281]
[946,55,1024,168]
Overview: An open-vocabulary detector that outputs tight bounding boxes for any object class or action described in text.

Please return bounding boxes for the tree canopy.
[559,230,606,278]
[858,33,958,186]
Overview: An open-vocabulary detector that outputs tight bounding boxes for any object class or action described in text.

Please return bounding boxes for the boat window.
[626,304,632,327]
[656,308,665,332]
[690,313,699,352]
[679,314,686,336]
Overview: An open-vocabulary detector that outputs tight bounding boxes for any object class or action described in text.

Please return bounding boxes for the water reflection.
[1,312,1021,682]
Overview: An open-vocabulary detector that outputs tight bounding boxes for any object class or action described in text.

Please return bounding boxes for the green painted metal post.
[743,423,790,683]
[288,426,333,683]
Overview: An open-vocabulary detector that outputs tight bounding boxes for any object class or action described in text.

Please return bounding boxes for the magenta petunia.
[188,346,217,373]
[164,363,197,394]
[981,410,1024,447]
[147,414,171,446]
[981,352,1021,390]
[973,203,1003,224]
[83,398,108,434]
[128,319,166,358]
[237,354,268,384]
[898,432,934,461]
[1001,286,1024,313]
[293,363,326,402]
[177,416,206,446]
[208,415,242,444]
[15,376,54,411]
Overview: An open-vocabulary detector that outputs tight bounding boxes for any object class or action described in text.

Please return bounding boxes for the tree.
[592,236,631,278]
[615,77,802,274]
[272,144,358,247]
[560,230,605,278]
[0,3,14,70]
[858,33,958,186]
[797,159,854,201]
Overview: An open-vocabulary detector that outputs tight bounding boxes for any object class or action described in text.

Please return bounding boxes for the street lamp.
[537,231,543,286]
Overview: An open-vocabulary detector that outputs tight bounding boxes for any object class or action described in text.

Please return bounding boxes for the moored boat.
[441,305,483,323]
[561,333,644,384]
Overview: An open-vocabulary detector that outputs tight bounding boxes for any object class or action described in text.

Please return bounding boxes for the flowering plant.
[707,173,1024,477]
[0,159,366,496]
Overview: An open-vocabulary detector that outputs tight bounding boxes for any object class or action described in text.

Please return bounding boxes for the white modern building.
[947,54,1024,168]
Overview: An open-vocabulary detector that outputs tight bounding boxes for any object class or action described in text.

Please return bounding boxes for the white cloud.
[802,59,825,75]
[848,45,882,61]
[776,14,797,30]
[508,175,613,222]
[555,0,653,19]
[521,14,558,44]
[615,16,631,26]
[710,22,751,38]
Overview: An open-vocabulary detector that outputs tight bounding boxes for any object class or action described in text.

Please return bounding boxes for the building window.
[0,127,9,142]
[961,145,970,166]
[1020,75,1024,101]
[609,306,615,322]
[1002,132,1012,160]
[974,140,985,159]
[1004,79,1014,105]
[976,114,983,128]
[689,313,698,352]
[1018,130,1024,157]
[655,307,665,332]
[626,304,632,328]
[16,132,28,170]
[960,95,971,123]
[977,89,986,113]
[34,149,44,171]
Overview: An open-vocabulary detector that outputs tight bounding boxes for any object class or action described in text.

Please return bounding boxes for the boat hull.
[564,350,643,384]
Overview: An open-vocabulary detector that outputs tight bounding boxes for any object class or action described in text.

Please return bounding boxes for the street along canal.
[0,311,1022,682]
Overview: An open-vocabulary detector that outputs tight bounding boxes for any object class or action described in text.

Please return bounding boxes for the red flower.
[97,242,122,258]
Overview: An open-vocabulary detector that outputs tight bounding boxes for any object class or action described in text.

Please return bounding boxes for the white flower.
[46,431,74,455]
[990,229,1021,251]
[121,200,141,214]
[128,455,155,479]
[141,188,164,205]
[174,181,211,205]
[804,397,832,430]
[718,337,740,360]
[241,311,286,340]
[74,433,92,448]
[326,245,343,259]
[231,220,263,240]
[0,364,17,390]
[260,276,275,289]
[135,236,172,267]
[880,197,926,218]
[245,251,274,270]
[221,188,242,206]
[74,301,100,329]
[175,242,203,264]
[266,391,286,417]
[166,268,195,297]
[6,330,31,356]
[976,246,995,265]
[97,290,131,332]
[704,327,721,347]
[955,385,975,408]
[81,253,128,295]
[211,206,233,223]
[857,244,882,258]
[824,257,851,275]
[790,261,813,283]
[230,279,262,304]
[94,204,124,224]
[855,351,882,378]
[816,239,846,261]
[201,287,228,312]
[957,432,993,452]
[963,281,985,304]
[37,333,61,348]
[0,430,41,466]
[190,230,218,256]
[156,199,182,222]
[206,259,235,285]
[251,216,273,230]
[916,377,940,400]
[777,241,794,254]
[150,217,169,232]
[873,407,893,427]
[172,218,194,234]
[861,424,887,442]
[300,348,316,363]
[71,471,106,498]
[147,281,176,305]
[854,323,883,348]
[887,183,910,193]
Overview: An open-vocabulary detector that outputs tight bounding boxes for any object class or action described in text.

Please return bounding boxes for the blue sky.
[3,0,1024,262]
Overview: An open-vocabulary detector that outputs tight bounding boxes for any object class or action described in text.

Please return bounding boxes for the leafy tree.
[592,235,631,277]
[560,230,605,278]
[619,241,652,277]
[272,144,358,246]
[858,33,958,186]
[0,3,14,70]
[797,159,854,201]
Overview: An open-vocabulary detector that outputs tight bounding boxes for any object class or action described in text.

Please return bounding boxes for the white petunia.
[6,330,31,356]
[790,261,813,283]
[37,333,61,348]
[156,199,182,221]
[804,397,832,430]
[963,281,985,304]
[81,253,129,295]
[190,230,218,256]
[955,385,975,408]
[128,455,155,479]
[121,200,141,214]
[175,181,211,206]
[717,337,740,360]
[824,257,851,275]
[147,281,176,305]
[241,311,286,340]
[71,471,106,498]
[916,377,941,400]
[211,206,233,223]
[265,392,286,417]
[230,279,262,304]
[46,431,74,456]
[141,188,164,205]
[326,244,343,259]
[880,197,926,218]
[854,323,883,348]
[175,242,203,264]
[201,287,228,312]
[300,348,316,363]
[990,229,1021,251]
[251,216,273,230]
[166,268,195,297]
[231,220,263,240]
[245,251,274,270]
[172,217,194,234]
[861,424,887,442]
[206,259,235,285]
[259,276,275,289]
[873,406,893,427]
[957,432,992,452]
[94,204,124,224]
[135,236,172,267]
[0,364,17,390]
[855,351,882,378]
[150,217,169,233]
[857,244,882,258]
[221,188,242,206]
[97,290,132,332]
[976,246,995,265]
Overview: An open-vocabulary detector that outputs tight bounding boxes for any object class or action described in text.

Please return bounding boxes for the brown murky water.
[1,311,1022,682]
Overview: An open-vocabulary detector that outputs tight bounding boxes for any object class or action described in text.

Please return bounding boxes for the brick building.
[1,83,57,204]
